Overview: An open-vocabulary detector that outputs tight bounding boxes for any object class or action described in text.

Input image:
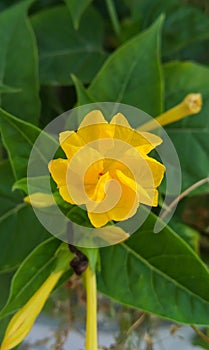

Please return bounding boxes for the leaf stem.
[160,177,209,220]
[105,0,120,35]
[191,325,209,345]
[84,265,98,350]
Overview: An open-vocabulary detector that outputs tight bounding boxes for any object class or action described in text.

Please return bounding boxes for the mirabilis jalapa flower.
[49,110,165,227]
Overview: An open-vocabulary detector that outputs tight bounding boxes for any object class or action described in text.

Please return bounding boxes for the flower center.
[98,172,104,179]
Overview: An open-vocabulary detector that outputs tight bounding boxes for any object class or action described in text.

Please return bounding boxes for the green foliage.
[0,161,50,273]
[0,0,40,124]
[98,210,209,325]
[64,0,92,29]
[31,5,107,85]
[164,62,209,192]
[87,16,164,116]
[0,238,72,318]
[0,0,209,334]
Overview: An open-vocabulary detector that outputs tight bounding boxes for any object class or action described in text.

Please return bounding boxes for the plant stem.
[85,265,98,350]
[105,0,120,35]
[160,176,209,220]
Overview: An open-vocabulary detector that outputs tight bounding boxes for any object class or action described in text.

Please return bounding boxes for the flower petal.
[59,185,76,204]
[48,159,69,187]
[115,169,158,207]
[59,131,85,159]
[87,211,110,228]
[78,110,107,128]
[110,113,131,128]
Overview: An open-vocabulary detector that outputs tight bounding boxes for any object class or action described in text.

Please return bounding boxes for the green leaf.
[31,5,107,85]
[72,75,94,105]
[0,272,15,310]
[0,161,50,273]
[87,16,164,116]
[162,5,209,58]
[64,0,92,29]
[0,0,40,123]
[13,176,50,194]
[0,239,72,319]
[98,209,209,325]
[163,61,209,193]
[0,108,57,180]
[126,0,209,59]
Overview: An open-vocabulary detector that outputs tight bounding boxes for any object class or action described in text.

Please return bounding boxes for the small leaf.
[13,176,49,194]
[64,0,92,29]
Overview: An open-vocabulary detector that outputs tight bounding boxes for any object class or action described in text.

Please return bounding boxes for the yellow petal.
[86,172,112,213]
[134,131,163,154]
[110,113,131,128]
[59,130,73,144]
[84,159,104,186]
[87,211,110,228]
[78,110,107,129]
[59,131,85,159]
[24,193,55,208]
[138,156,166,188]
[115,169,158,207]
[108,180,139,221]
[48,158,69,187]
[59,185,76,204]
[0,271,63,350]
[110,122,162,155]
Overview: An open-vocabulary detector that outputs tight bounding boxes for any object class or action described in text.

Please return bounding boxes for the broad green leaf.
[98,210,209,325]
[31,5,107,85]
[126,0,209,59]
[64,0,92,29]
[0,239,72,318]
[0,161,50,273]
[0,108,57,180]
[0,0,40,123]
[163,61,209,193]
[87,16,164,116]
[162,5,209,57]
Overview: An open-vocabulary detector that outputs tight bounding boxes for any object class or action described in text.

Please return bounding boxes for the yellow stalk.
[138,93,202,131]
[84,266,98,350]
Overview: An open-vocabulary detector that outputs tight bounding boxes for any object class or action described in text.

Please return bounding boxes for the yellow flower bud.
[0,271,63,350]
[138,93,202,132]
[24,192,55,208]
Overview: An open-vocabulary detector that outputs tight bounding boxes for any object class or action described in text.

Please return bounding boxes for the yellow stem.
[85,266,98,350]
[138,93,202,131]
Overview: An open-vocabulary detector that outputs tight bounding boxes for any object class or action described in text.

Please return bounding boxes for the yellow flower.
[49,111,165,228]
[0,271,63,350]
